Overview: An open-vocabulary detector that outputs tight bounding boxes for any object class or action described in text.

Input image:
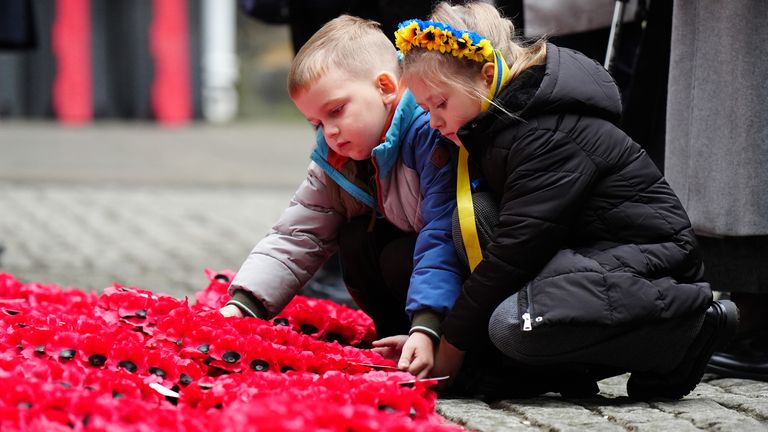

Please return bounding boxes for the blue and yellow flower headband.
[395,19,495,63]
[395,19,511,112]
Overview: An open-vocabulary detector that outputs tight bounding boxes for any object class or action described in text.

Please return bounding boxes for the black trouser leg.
[489,291,704,374]
[337,216,414,338]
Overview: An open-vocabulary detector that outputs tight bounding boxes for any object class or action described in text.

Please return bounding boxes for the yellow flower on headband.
[419,26,446,52]
[477,40,494,61]
[395,19,496,63]
[452,33,474,60]
[467,39,494,62]
[395,21,420,53]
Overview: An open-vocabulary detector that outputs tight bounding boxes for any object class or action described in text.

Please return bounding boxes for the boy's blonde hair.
[401,2,546,107]
[288,15,400,97]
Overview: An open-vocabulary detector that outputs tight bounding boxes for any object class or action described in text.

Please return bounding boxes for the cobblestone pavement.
[436,375,768,431]
[0,121,313,298]
[0,182,289,298]
[1,123,766,431]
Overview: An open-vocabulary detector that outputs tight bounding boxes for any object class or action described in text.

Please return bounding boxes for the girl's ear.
[376,72,399,104]
[481,62,495,88]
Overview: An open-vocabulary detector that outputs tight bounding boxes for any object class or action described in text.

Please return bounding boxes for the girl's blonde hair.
[401,2,546,106]
[288,15,400,97]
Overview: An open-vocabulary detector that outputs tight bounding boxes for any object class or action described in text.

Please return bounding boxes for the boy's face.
[292,70,397,161]
[409,76,485,146]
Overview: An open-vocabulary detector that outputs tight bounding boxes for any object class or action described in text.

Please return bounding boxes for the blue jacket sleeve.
[402,113,464,318]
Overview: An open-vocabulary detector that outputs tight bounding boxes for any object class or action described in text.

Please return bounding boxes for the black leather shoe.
[627,300,740,400]
[706,330,768,382]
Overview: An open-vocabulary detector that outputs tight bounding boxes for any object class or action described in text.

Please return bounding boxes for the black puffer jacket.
[443,44,712,351]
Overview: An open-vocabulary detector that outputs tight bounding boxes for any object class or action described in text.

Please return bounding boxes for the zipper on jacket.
[521,282,536,332]
[521,312,532,331]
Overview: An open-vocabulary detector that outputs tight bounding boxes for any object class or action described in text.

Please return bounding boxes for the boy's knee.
[338,216,371,253]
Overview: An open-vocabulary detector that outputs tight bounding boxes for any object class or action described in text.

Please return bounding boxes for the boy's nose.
[324,124,339,139]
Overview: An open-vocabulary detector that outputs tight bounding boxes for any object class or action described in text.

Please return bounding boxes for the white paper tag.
[149,382,180,398]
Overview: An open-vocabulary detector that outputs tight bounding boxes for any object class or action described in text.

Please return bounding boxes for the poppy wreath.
[195,269,377,347]
[0,272,463,431]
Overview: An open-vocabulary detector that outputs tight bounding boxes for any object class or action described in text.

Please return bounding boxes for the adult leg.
[337,216,412,338]
[699,235,768,381]
[666,0,768,382]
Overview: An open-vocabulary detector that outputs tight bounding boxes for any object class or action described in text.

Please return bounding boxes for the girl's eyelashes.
[426,99,447,111]
[418,100,444,112]
[329,104,344,116]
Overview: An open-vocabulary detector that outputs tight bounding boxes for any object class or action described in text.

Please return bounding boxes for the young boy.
[219,15,462,378]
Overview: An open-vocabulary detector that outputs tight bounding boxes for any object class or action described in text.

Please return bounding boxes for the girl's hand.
[431,336,465,389]
[219,304,244,318]
[396,332,435,379]
[371,335,408,361]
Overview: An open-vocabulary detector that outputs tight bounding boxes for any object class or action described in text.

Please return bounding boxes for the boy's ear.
[376,72,399,104]
[481,62,495,88]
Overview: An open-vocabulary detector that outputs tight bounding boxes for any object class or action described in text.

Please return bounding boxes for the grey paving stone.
[693,379,768,421]
[437,399,540,432]
[653,399,767,432]
[495,398,626,431]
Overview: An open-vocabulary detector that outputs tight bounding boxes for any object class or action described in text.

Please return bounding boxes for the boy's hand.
[371,335,408,361]
[431,336,465,389]
[397,332,435,379]
[219,304,244,318]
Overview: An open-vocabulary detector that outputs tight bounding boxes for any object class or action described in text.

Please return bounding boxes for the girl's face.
[409,75,487,146]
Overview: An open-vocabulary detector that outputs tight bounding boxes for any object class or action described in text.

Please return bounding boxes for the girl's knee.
[488,295,527,356]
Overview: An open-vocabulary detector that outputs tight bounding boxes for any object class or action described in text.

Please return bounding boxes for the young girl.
[391,2,739,400]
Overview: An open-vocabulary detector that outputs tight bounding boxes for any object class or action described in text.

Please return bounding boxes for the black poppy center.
[148,366,166,378]
[250,359,269,372]
[118,360,138,373]
[222,351,241,363]
[88,354,107,367]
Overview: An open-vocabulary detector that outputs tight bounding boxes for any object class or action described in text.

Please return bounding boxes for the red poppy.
[0,272,464,432]
[193,268,236,309]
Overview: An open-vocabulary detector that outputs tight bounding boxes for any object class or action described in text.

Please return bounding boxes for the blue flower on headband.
[394,19,494,62]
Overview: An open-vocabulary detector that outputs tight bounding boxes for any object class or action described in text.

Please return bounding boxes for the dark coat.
[666,0,768,237]
[0,0,36,50]
[443,44,712,351]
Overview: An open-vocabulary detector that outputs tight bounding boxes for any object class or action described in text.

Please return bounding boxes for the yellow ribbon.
[481,49,511,112]
[457,145,483,270]
[457,49,511,271]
